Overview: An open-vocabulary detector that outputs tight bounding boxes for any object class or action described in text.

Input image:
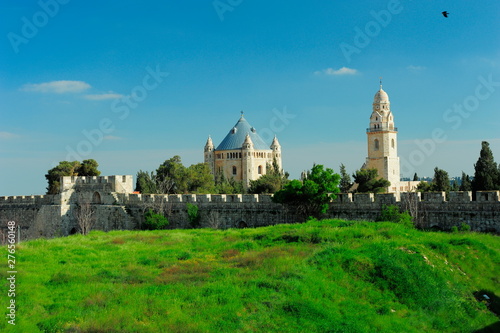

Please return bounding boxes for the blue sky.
[1,0,499,196]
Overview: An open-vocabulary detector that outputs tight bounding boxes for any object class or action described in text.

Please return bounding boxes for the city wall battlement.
[1,190,498,207]
[0,175,499,241]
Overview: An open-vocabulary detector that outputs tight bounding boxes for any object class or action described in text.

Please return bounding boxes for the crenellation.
[375,193,399,204]
[258,195,273,203]
[168,194,182,202]
[182,194,197,203]
[128,193,142,204]
[354,193,374,203]
[211,194,227,202]
[449,191,472,202]
[242,194,258,203]
[421,192,446,202]
[400,191,421,203]
[226,194,242,203]
[196,194,211,203]
[476,191,500,202]
[334,193,353,203]
[1,176,499,241]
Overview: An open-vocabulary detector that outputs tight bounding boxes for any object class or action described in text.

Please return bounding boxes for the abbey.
[204,113,282,188]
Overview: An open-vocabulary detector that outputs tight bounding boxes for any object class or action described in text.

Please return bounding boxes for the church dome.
[373,88,389,104]
[216,114,270,151]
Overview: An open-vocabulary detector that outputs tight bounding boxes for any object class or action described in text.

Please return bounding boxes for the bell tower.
[365,81,400,192]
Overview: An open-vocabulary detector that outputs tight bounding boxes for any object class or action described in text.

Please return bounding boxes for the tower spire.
[379,77,383,89]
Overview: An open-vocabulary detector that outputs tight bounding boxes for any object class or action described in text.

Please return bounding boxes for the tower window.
[258,165,262,174]
[391,139,395,148]
[232,166,237,175]
[374,139,379,151]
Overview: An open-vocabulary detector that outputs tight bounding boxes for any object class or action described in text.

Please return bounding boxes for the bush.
[143,209,169,230]
[377,205,413,228]
[187,203,201,228]
[459,223,471,232]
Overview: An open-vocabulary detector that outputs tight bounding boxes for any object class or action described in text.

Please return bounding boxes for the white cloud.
[315,67,358,76]
[22,80,91,94]
[0,132,20,139]
[407,65,426,72]
[84,92,124,101]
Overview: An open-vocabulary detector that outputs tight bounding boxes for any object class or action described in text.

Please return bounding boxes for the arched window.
[391,139,395,148]
[258,165,262,174]
[232,166,237,175]
[374,139,379,151]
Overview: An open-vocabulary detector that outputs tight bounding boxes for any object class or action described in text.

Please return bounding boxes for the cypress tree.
[472,141,499,191]
[459,171,472,191]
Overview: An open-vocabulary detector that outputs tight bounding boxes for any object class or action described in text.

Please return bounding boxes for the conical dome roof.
[216,115,269,151]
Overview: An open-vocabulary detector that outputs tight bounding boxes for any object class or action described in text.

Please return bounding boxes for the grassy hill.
[1,219,499,332]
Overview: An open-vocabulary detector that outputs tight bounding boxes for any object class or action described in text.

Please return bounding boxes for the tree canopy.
[352,168,390,193]
[136,156,215,194]
[45,159,101,194]
[249,159,289,194]
[472,141,500,192]
[339,163,353,193]
[273,164,340,219]
[416,167,450,192]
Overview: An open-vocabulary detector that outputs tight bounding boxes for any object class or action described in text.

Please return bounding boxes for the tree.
[472,141,499,192]
[249,159,289,194]
[273,164,340,219]
[156,155,188,194]
[186,163,215,193]
[459,172,472,191]
[73,195,96,235]
[413,173,419,181]
[215,171,244,194]
[353,168,390,193]
[135,170,157,194]
[339,163,353,193]
[417,167,450,192]
[416,181,432,192]
[79,159,101,176]
[431,167,450,192]
[45,159,101,194]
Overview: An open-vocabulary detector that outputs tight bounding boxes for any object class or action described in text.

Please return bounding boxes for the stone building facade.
[364,84,419,192]
[204,113,282,188]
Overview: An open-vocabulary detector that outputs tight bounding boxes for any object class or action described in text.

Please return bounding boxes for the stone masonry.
[0,175,499,242]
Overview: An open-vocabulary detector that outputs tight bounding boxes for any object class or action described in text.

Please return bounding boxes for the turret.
[270,135,282,170]
[204,135,215,176]
[204,136,214,152]
[242,133,254,187]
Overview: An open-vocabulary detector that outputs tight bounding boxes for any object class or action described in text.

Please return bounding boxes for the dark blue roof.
[216,116,270,151]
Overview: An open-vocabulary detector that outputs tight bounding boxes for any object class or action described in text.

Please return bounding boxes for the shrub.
[377,204,413,228]
[142,209,169,230]
[459,223,471,232]
[187,203,201,228]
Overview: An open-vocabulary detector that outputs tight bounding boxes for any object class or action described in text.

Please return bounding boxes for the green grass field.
[1,219,499,332]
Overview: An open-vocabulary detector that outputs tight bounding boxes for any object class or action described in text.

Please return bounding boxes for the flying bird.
[442,11,449,18]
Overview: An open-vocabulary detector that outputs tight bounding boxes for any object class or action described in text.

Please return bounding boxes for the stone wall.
[329,191,500,232]
[0,175,499,242]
